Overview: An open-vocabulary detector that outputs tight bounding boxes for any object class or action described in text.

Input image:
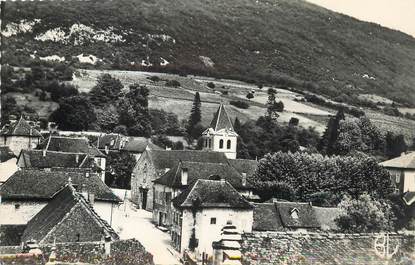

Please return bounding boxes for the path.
[110,200,181,265]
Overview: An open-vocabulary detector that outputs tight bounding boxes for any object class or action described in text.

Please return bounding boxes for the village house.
[0,116,42,156]
[94,133,162,160]
[21,183,119,245]
[131,149,229,211]
[0,146,18,186]
[171,179,253,260]
[202,104,238,159]
[380,152,415,217]
[0,169,121,225]
[152,160,255,227]
[38,135,107,181]
[252,201,341,232]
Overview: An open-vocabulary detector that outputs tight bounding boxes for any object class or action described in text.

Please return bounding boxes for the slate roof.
[380,152,415,169]
[172,179,253,209]
[0,225,26,246]
[0,169,121,202]
[39,136,105,157]
[22,184,119,243]
[0,146,16,162]
[228,159,258,179]
[154,161,252,190]
[18,150,95,169]
[209,104,234,131]
[0,117,42,137]
[253,202,331,231]
[147,149,228,170]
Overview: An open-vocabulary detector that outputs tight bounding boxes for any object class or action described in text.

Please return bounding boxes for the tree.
[254,181,296,202]
[335,119,366,155]
[246,92,254,100]
[207,82,215,89]
[90,74,123,106]
[118,84,152,137]
[150,109,184,136]
[252,152,394,205]
[318,109,345,155]
[288,117,299,127]
[50,95,96,131]
[186,92,202,139]
[49,83,79,102]
[151,135,184,150]
[105,152,136,189]
[335,194,396,233]
[385,132,407,159]
[233,117,242,133]
[95,106,120,132]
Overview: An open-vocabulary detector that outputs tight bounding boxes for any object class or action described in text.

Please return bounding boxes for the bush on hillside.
[229,100,249,109]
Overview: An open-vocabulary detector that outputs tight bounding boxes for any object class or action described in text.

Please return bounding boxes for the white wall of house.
[0,158,18,185]
[180,208,253,258]
[93,201,117,225]
[403,170,415,192]
[94,157,106,182]
[203,133,237,159]
[3,136,40,156]
[0,201,47,225]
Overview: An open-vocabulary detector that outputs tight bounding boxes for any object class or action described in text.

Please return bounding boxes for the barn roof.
[22,184,119,243]
[380,152,415,169]
[39,136,105,157]
[0,169,120,202]
[18,150,95,169]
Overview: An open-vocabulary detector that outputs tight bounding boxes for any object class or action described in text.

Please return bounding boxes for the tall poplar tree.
[318,108,345,155]
[186,92,202,138]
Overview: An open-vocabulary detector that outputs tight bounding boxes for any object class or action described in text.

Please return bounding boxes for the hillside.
[2,0,415,106]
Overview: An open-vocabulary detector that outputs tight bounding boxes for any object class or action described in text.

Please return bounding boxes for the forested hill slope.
[3,0,415,106]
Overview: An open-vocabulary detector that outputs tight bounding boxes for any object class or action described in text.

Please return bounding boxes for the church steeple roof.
[210,104,234,131]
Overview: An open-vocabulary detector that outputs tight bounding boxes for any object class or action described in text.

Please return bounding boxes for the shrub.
[229,100,249,109]
[165,79,181,87]
[207,82,215,89]
[246,92,254,100]
[147,75,161,82]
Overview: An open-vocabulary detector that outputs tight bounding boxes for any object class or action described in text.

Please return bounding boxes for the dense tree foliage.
[236,116,320,159]
[252,152,394,205]
[150,109,184,136]
[118,84,152,137]
[318,109,345,155]
[90,74,123,106]
[335,194,396,232]
[151,134,184,150]
[105,152,136,189]
[50,95,96,131]
[384,132,408,159]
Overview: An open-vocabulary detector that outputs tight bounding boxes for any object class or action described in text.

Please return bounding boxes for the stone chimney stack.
[181,167,188,185]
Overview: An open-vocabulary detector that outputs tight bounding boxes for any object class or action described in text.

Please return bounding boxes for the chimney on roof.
[85,172,90,178]
[81,184,88,200]
[166,146,171,151]
[181,168,188,185]
[241,173,247,187]
[75,154,79,163]
[42,149,46,157]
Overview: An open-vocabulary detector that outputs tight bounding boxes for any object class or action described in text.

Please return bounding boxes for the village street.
[110,192,181,265]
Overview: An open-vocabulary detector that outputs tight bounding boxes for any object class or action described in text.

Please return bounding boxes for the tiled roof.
[39,136,105,157]
[172,179,253,209]
[252,203,283,231]
[380,152,415,169]
[253,202,332,231]
[154,161,252,190]
[22,184,119,243]
[0,225,26,246]
[0,146,16,162]
[123,137,162,153]
[275,202,320,229]
[18,150,95,169]
[95,133,124,150]
[313,206,342,231]
[0,169,121,202]
[228,159,258,179]
[147,149,228,170]
[209,104,234,131]
[0,117,42,137]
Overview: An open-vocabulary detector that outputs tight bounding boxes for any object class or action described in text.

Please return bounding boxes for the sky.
[306,0,415,37]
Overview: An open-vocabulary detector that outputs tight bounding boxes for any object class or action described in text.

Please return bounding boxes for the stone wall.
[131,152,157,210]
[241,231,415,265]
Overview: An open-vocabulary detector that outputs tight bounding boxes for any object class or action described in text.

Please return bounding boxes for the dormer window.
[290,208,299,219]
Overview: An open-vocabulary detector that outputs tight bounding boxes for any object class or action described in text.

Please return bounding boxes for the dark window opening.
[227,140,231,149]
[210,218,216,224]
[219,139,224,149]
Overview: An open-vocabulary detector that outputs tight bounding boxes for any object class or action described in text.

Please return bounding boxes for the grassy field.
[4,0,415,106]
